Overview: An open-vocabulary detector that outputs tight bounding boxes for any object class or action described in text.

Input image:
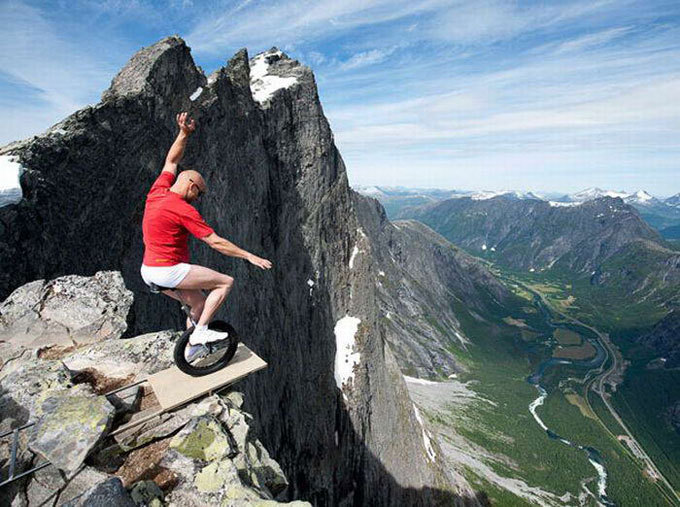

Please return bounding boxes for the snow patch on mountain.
[404,375,440,386]
[354,185,385,197]
[568,187,629,201]
[549,201,582,207]
[189,86,203,101]
[349,245,360,269]
[413,405,437,462]
[0,155,24,207]
[666,193,680,208]
[627,190,654,203]
[470,190,542,201]
[334,316,362,394]
[249,49,298,105]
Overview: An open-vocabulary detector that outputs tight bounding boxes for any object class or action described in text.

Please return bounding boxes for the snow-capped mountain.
[566,187,629,202]
[544,188,680,232]
[565,188,664,207]
[469,190,543,201]
[666,193,680,208]
[353,185,386,198]
[624,190,661,207]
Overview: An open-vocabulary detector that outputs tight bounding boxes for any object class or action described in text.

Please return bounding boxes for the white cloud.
[553,26,633,54]
[186,0,451,55]
[340,47,397,70]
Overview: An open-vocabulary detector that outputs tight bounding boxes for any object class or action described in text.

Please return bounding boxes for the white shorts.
[140,263,191,289]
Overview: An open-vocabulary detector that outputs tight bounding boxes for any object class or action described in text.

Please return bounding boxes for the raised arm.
[201,233,273,270]
[162,112,196,176]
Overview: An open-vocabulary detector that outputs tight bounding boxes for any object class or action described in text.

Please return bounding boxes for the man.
[141,112,272,352]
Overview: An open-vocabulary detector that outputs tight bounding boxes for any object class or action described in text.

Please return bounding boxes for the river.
[526,295,616,506]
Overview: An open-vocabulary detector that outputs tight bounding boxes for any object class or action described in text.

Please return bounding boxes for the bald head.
[177,170,204,186]
[170,170,207,203]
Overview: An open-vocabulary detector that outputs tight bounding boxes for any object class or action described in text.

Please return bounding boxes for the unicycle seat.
[148,282,174,294]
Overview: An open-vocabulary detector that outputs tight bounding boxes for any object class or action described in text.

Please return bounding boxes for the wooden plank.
[147,344,267,411]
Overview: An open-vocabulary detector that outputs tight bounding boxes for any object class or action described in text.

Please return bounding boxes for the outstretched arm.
[201,233,273,270]
[162,112,196,176]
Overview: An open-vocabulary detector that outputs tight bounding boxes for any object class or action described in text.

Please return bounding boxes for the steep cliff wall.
[0,37,478,505]
[352,191,518,379]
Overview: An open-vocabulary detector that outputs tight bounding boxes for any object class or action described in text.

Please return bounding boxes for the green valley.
[418,280,679,505]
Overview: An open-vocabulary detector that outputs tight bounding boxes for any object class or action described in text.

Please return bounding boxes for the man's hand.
[176,112,196,136]
[247,254,273,270]
[162,112,195,174]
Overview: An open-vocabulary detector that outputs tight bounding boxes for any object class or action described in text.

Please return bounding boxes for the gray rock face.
[0,271,133,364]
[0,360,73,424]
[353,191,517,378]
[0,36,477,504]
[62,329,179,381]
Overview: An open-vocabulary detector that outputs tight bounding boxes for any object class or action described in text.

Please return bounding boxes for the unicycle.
[148,283,240,377]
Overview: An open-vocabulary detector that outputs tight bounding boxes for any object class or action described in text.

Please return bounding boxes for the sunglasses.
[189,178,205,197]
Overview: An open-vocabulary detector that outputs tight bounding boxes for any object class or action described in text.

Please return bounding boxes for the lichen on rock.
[169,415,232,462]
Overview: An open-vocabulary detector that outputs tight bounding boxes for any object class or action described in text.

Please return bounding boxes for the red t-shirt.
[142,171,214,266]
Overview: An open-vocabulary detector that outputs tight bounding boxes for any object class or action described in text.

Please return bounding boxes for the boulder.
[62,477,135,507]
[62,330,178,382]
[55,466,111,505]
[0,360,73,424]
[0,272,133,362]
[29,385,115,474]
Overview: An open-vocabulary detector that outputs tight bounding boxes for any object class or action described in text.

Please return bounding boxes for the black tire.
[173,320,240,377]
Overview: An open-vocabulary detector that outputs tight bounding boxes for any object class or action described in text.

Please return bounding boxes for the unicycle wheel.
[173,320,239,377]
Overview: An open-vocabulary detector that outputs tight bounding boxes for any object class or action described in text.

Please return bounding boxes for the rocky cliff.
[0,37,479,505]
[352,191,519,379]
[0,272,312,506]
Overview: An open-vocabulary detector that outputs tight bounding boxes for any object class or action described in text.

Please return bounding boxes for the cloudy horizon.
[1,0,678,195]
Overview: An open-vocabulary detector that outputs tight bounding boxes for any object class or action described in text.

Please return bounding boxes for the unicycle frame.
[147,282,240,377]
[175,291,199,328]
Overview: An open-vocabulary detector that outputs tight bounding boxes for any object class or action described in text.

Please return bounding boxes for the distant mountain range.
[388,194,680,318]
[354,185,680,238]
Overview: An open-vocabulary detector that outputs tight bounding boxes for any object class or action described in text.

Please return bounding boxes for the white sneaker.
[190,327,229,346]
[184,343,208,362]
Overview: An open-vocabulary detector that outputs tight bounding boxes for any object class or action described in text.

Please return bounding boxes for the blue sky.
[1,0,679,195]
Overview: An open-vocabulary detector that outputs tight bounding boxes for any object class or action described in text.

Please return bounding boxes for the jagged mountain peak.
[102,35,204,102]
[249,48,310,105]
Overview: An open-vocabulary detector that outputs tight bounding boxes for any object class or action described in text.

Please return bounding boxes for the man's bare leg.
[174,265,234,326]
[162,289,206,329]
